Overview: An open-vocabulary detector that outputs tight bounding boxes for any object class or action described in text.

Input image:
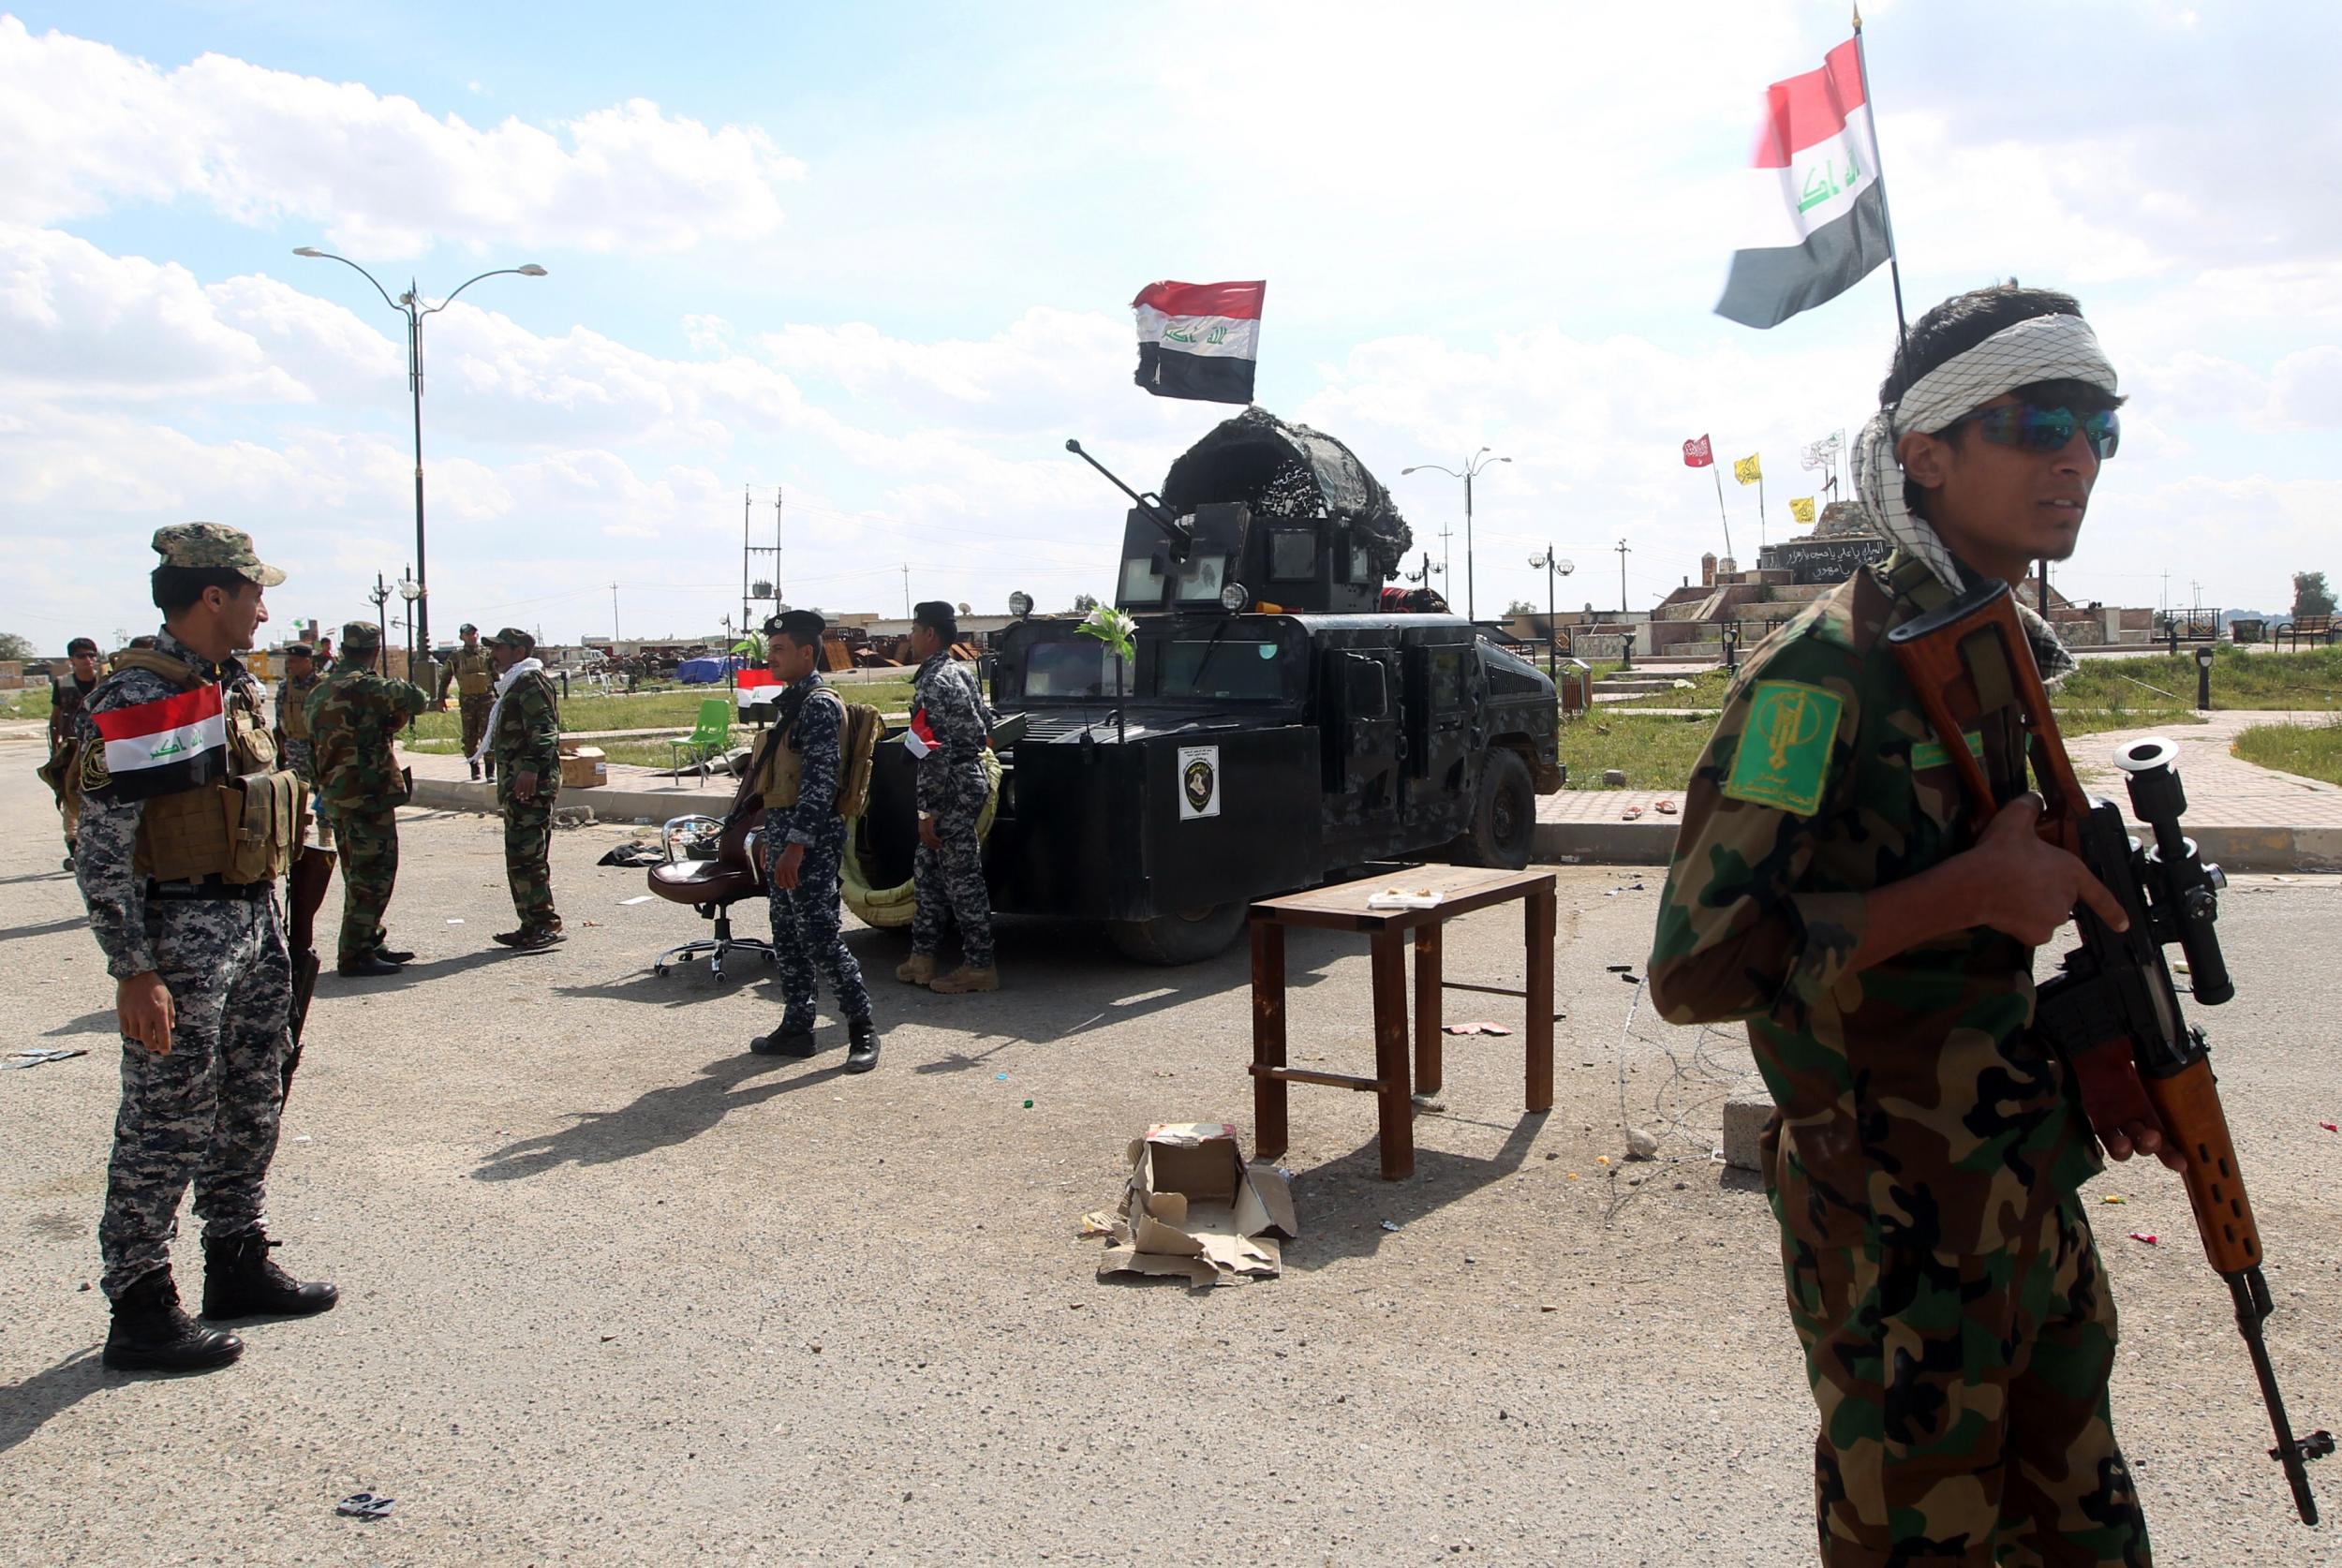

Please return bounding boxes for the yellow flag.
[1789,496,1816,524]
[1733,453,1762,486]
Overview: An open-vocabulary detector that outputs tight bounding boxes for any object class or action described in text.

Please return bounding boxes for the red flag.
[1682,435,1714,468]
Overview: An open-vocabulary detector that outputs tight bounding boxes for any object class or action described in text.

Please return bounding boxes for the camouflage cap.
[152,522,285,586]
[282,642,315,658]
[459,622,479,634]
[341,620,383,648]
[488,626,535,649]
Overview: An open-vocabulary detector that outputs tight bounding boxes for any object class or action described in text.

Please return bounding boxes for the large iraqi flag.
[89,683,229,800]
[1714,37,1890,330]
[1132,280,1265,404]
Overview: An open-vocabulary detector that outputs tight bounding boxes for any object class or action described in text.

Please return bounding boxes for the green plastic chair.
[669,697,735,787]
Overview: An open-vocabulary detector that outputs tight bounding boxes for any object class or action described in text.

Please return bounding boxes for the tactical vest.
[279,676,314,740]
[456,649,493,697]
[111,651,305,885]
[751,688,840,807]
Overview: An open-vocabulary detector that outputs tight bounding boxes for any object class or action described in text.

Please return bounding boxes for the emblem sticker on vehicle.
[1178,745,1222,821]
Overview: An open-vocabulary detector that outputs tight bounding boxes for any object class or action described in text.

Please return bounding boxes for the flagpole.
[1711,464,1734,563]
[1756,471,1767,553]
[1851,7,1912,362]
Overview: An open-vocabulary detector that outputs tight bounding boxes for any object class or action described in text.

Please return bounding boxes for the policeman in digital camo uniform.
[45,634,102,868]
[1647,285,2164,1565]
[74,524,336,1374]
[437,621,498,781]
[749,610,879,1070]
[305,621,430,977]
[897,600,998,994]
[480,627,566,951]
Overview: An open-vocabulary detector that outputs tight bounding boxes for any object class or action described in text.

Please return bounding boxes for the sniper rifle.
[1887,578,2330,1528]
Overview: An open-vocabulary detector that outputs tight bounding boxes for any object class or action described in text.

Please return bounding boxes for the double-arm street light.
[1530,547,1575,676]
[1401,448,1509,623]
[292,247,548,686]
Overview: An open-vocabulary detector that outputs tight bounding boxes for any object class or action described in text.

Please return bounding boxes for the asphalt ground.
[4,762,2340,1566]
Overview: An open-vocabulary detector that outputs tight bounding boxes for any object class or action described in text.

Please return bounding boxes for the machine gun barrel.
[1064,437,1192,555]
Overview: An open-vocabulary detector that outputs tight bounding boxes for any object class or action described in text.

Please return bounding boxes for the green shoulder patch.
[1723,680,1844,816]
[1910,728,1985,772]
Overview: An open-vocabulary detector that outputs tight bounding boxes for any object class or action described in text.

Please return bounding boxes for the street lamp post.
[397,567,422,681]
[292,246,547,694]
[1402,448,1510,623]
[1530,547,1575,677]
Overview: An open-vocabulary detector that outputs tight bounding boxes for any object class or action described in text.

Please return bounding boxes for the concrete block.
[1721,1096,1774,1173]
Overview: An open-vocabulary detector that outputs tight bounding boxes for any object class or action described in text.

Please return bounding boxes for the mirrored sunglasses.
[1959,403,2120,461]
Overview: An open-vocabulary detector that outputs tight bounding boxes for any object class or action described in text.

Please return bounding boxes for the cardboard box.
[558,747,608,789]
[1097,1123,1297,1288]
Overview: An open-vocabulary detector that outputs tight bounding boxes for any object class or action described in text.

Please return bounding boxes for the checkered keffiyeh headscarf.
[1851,312,2118,679]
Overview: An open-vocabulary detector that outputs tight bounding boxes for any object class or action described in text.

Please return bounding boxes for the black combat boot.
[483,757,497,782]
[103,1267,243,1372]
[751,1020,818,1058]
[337,954,402,977]
[844,1015,881,1073]
[370,946,415,964]
[201,1231,339,1321]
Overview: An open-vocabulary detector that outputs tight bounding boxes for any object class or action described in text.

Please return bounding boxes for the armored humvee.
[849,408,1562,963]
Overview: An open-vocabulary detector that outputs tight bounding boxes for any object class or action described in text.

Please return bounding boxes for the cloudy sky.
[2,1,2335,650]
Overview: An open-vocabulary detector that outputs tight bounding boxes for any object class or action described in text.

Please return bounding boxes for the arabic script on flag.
[1682,436,1713,468]
[1734,454,1763,486]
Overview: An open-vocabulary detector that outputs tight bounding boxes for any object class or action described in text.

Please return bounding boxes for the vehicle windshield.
[1157,629,1294,702]
[1010,623,1299,705]
[1019,638,1134,700]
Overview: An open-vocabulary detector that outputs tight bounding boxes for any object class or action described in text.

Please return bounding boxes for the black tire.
[1458,747,1536,869]
[1106,901,1250,965]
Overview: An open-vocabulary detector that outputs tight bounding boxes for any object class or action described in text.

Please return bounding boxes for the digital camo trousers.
[101,896,291,1297]
[765,821,869,1027]
[327,806,399,963]
[911,794,992,969]
[1778,1191,2150,1568]
[504,794,558,929]
[461,693,493,764]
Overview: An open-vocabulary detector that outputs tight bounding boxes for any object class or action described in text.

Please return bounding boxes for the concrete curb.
[1533,821,1677,865]
[410,776,728,826]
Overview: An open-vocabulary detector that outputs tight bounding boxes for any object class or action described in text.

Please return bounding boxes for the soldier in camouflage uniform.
[75,524,336,1374]
[437,622,498,782]
[306,621,429,977]
[749,610,879,1070]
[44,635,101,869]
[1647,286,2167,1566]
[273,642,327,847]
[481,627,566,951]
[898,601,998,994]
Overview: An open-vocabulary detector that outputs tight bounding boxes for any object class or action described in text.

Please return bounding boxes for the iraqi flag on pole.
[1133,280,1265,404]
[89,683,229,801]
[1713,37,1890,330]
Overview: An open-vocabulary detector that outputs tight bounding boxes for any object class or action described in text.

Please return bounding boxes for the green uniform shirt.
[489,670,562,784]
[1647,550,2098,1257]
[305,657,430,812]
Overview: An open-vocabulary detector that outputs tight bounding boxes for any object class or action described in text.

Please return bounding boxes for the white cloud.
[0,16,804,257]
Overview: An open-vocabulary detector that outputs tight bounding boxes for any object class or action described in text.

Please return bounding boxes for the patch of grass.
[1600,668,1737,708]
[2053,644,2342,712]
[403,678,918,744]
[1561,713,1715,791]
[2232,716,2342,786]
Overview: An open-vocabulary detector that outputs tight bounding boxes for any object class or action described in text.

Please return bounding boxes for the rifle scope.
[2112,736,2233,1006]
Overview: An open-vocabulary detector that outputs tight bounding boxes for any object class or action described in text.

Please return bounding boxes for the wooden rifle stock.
[281,842,336,1102]
[1887,577,2325,1526]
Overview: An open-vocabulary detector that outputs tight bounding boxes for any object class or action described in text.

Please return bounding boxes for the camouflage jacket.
[911,653,990,810]
[1646,550,2097,1257]
[489,668,563,791]
[305,657,429,813]
[764,672,845,848]
[72,629,273,979]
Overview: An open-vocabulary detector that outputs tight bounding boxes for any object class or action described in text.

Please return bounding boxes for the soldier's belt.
[146,875,272,902]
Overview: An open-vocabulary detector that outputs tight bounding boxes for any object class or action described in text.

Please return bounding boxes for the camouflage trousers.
[283,738,329,845]
[460,694,494,771]
[1777,1191,2150,1567]
[502,791,558,929]
[326,806,400,963]
[911,774,992,969]
[764,815,870,1027]
[100,895,291,1297]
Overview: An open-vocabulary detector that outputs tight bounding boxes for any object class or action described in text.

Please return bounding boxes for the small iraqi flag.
[904,705,938,760]
[1714,37,1890,330]
[89,683,228,800]
[1133,280,1265,405]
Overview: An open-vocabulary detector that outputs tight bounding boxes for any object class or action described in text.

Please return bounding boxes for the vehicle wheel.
[1106,901,1250,966]
[1458,748,1536,869]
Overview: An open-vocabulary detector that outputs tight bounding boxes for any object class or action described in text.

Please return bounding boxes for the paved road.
[4,764,2338,1565]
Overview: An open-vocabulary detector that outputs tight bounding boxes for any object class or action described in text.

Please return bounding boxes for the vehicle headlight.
[1008,591,1033,618]
[1219,582,1251,613]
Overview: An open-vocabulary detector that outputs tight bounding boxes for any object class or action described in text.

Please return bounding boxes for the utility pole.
[1615,539,1631,614]
[902,562,912,618]
[610,581,621,647]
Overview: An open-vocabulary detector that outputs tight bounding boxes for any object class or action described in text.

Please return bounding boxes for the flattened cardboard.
[1099,1123,1297,1288]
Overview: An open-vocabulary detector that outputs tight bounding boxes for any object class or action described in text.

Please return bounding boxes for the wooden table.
[1248,865,1557,1180]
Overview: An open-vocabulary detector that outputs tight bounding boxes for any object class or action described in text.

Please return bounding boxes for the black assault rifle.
[1889,579,2330,1528]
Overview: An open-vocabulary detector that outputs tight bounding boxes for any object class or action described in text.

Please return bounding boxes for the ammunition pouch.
[458,672,492,697]
[135,769,304,885]
[280,687,312,740]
